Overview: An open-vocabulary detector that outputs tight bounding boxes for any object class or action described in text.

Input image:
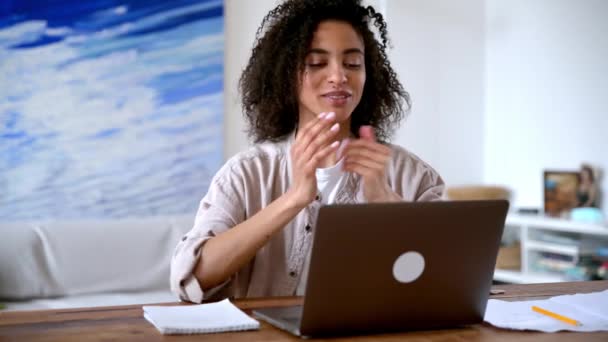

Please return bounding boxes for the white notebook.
[143,299,260,335]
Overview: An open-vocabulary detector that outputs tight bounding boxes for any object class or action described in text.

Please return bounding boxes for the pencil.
[532,305,582,326]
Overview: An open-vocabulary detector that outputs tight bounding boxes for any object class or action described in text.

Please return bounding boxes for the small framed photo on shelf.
[544,170,579,217]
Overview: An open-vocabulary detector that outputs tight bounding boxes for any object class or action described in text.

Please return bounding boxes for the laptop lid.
[299,199,509,336]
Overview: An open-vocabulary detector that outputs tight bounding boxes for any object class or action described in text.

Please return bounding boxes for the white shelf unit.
[493,213,608,284]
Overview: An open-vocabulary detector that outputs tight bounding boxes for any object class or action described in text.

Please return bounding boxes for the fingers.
[297,111,330,136]
[342,139,391,178]
[359,125,376,141]
[301,120,340,162]
[305,140,340,172]
[342,139,391,164]
[292,112,339,167]
[336,138,350,160]
[344,155,384,171]
[346,138,391,154]
[343,159,375,178]
[301,112,338,149]
[295,112,336,149]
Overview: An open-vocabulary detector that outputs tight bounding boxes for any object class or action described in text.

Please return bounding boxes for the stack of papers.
[143,299,260,335]
[484,289,608,332]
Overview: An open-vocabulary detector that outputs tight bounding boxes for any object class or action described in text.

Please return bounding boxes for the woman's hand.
[197,116,340,290]
[342,126,401,202]
[287,112,341,209]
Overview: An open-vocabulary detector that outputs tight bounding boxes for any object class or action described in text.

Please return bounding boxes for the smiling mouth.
[324,94,350,100]
[321,92,352,107]
[322,91,352,100]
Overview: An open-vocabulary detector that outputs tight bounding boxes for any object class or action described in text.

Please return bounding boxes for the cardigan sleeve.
[169,163,246,303]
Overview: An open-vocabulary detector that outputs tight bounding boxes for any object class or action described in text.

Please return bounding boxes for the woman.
[577,165,598,208]
[170,0,444,303]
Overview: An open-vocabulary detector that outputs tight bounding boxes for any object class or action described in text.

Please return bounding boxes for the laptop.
[253,200,509,338]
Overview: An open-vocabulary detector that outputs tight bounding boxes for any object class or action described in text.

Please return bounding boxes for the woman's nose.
[327,63,347,84]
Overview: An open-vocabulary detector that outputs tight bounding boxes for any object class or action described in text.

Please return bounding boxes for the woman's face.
[298,20,366,124]
[581,169,592,183]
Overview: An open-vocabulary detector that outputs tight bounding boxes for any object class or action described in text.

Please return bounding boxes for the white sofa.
[0,215,193,311]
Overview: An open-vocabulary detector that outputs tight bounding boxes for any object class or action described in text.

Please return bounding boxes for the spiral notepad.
[143,299,260,335]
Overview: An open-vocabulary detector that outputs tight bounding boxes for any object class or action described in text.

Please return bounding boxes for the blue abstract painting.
[0,0,223,220]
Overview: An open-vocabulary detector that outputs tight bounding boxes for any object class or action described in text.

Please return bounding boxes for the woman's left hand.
[342,126,401,202]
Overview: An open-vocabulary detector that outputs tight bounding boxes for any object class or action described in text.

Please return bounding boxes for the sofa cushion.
[0,216,193,300]
[2,290,177,311]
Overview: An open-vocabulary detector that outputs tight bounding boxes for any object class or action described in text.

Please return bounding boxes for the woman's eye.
[307,63,326,68]
[345,63,362,69]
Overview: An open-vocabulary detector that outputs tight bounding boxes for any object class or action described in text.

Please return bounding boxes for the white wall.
[484,0,608,215]
[223,0,275,159]
[386,0,485,186]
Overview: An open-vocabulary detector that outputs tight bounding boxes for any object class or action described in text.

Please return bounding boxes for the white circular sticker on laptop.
[392,251,425,283]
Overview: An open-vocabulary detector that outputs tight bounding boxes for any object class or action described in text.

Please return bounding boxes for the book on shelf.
[532,252,577,273]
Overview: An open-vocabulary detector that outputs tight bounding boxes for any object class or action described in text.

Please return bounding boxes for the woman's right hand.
[195,113,339,291]
[287,112,341,208]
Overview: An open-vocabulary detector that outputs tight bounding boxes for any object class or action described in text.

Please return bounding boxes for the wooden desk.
[1,281,607,341]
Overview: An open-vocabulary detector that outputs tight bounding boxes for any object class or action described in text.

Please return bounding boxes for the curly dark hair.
[239,0,410,143]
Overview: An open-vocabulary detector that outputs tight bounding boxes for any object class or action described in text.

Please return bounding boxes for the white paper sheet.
[484,289,608,332]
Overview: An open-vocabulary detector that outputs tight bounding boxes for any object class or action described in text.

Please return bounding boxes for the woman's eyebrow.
[307,48,329,55]
[343,48,364,55]
[306,48,364,55]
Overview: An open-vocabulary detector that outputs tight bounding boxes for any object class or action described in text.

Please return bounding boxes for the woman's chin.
[323,108,353,122]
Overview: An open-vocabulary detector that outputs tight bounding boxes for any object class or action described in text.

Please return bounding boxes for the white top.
[315,157,347,205]
[296,158,348,295]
